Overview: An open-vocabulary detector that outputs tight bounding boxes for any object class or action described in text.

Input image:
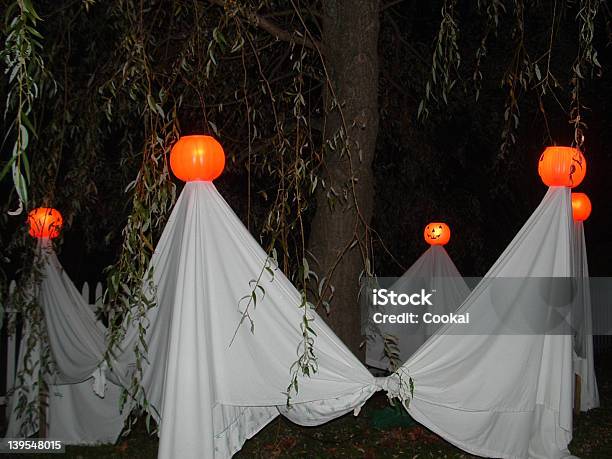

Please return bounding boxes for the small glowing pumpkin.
[538,146,586,188]
[170,135,225,182]
[571,192,592,222]
[28,207,63,239]
[424,222,451,246]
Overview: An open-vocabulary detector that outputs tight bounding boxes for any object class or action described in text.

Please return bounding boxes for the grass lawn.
[11,350,612,458]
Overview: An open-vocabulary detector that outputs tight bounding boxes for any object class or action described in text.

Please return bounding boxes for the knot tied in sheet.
[353,375,404,416]
[375,374,402,400]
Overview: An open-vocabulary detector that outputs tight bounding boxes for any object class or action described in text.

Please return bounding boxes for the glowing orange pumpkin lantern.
[424,222,451,246]
[538,146,586,188]
[571,192,592,222]
[170,135,225,182]
[28,207,63,239]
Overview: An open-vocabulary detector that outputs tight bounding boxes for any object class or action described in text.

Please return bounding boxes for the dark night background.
[1,1,611,291]
[34,4,612,289]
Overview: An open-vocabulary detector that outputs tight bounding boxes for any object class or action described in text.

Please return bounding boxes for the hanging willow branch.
[7,241,55,436]
[1,0,48,211]
[208,0,321,50]
[499,0,533,159]
[421,0,604,160]
[570,0,603,149]
[418,0,461,119]
[100,0,178,429]
[473,0,506,101]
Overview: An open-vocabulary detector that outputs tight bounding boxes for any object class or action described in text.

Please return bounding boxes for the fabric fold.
[366,245,470,369]
[92,360,108,398]
[571,221,599,411]
[110,182,579,459]
[110,182,381,458]
[4,240,126,444]
[395,187,575,459]
[5,183,581,459]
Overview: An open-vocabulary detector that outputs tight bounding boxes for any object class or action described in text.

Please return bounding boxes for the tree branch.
[208,0,321,51]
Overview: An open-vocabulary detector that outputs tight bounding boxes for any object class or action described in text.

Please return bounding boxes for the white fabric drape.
[111,183,579,459]
[38,243,108,386]
[396,187,575,459]
[4,183,580,458]
[109,182,383,459]
[366,245,470,369]
[4,241,126,444]
[109,183,581,458]
[571,221,599,411]
[46,380,125,444]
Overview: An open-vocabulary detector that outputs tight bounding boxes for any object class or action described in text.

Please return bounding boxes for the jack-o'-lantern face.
[424,222,450,246]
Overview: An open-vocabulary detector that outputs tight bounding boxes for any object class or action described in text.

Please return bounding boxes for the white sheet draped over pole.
[110,182,579,459]
[4,241,126,444]
[366,245,470,369]
[572,220,599,411]
[395,187,575,459]
[38,243,108,387]
[109,182,386,458]
[2,181,580,459]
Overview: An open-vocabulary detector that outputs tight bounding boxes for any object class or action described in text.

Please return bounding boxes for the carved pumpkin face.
[424,222,450,246]
[571,192,591,222]
[170,135,225,182]
[28,207,63,239]
[538,146,586,188]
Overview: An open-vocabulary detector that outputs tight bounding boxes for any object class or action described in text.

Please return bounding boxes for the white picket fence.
[0,280,103,419]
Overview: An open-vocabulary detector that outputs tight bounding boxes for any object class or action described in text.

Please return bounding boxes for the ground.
[10,350,612,458]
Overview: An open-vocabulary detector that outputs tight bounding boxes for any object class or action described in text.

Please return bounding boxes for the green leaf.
[212,28,227,46]
[22,0,42,21]
[21,113,36,137]
[0,157,16,182]
[21,148,30,183]
[146,94,157,113]
[19,124,29,151]
[12,164,28,204]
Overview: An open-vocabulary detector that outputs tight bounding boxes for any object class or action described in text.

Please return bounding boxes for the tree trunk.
[308,0,379,356]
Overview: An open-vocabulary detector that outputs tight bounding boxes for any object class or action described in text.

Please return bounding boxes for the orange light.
[424,222,451,246]
[28,207,63,239]
[170,135,225,182]
[538,146,586,188]
[571,192,592,222]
